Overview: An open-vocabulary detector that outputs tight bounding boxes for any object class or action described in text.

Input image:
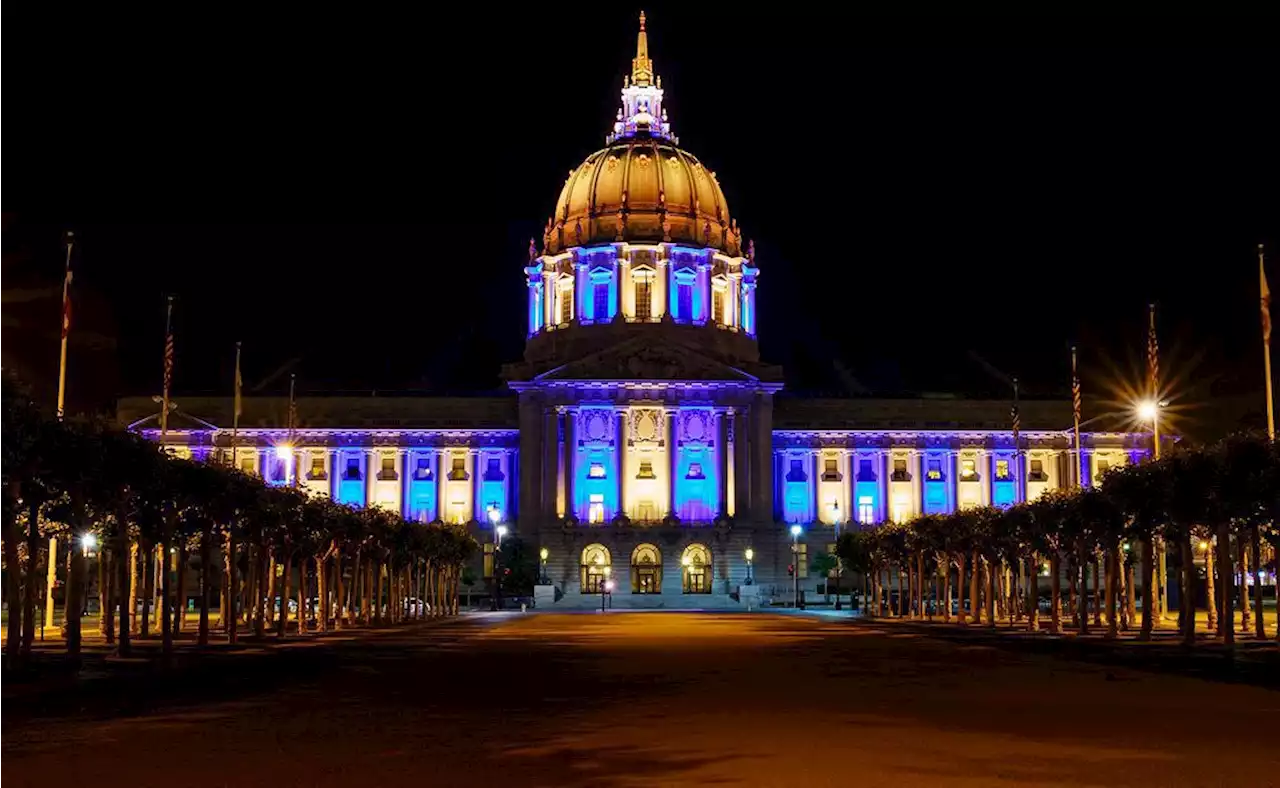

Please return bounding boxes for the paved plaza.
[4,613,1278,787]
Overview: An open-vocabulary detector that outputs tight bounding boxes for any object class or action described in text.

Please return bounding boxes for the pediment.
[534,338,758,383]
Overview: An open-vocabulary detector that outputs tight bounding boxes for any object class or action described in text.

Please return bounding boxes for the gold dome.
[546,136,740,256]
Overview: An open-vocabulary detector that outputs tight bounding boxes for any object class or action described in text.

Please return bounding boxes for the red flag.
[1262,254,1271,345]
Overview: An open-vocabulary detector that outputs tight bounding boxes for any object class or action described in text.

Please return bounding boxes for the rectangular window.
[858,495,874,524]
[635,277,652,319]
[343,457,362,481]
[636,460,656,479]
[926,459,942,481]
[240,456,256,475]
[593,282,609,320]
[857,459,876,482]
[378,455,397,481]
[1029,459,1047,481]
[891,458,910,482]
[1096,459,1111,480]
[484,457,504,481]
[308,456,327,480]
[588,462,607,479]
[588,493,605,524]
[960,458,977,480]
[685,462,705,479]
[822,458,840,481]
[786,459,807,482]
[448,457,468,480]
[712,288,725,324]
[678,283,693,321]
[995,459,1011,480]
[414,457,432,480]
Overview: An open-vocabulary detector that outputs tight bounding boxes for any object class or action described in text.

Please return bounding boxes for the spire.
[632,11,653,87]
[609,12,674,143]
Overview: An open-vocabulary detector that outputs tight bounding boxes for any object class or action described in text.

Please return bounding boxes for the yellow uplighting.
[274,443,293,460]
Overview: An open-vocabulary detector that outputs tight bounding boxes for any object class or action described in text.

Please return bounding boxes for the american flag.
[1010,377,1021,448]
[1071,347,1082,427]
[1147,304,1159,397]
[61,232,74,341]
[1261,246,1271,345]
[163,297,175,396]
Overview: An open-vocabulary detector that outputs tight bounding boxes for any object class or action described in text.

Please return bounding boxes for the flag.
[1010,377,1021,448]
[1146,304,1159,397]
[60,247,73,340]
[233,342,243,420]
[1262,250,1271,345]
[1071,347,1082,427]
[287,373,297,438]
[160,296,175,437]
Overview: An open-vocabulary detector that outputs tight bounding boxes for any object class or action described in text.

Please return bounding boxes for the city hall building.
[120,15,1146,608]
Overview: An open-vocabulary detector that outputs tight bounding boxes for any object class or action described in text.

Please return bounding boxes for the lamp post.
[1137,399,1162,460]
[602,565,613,612]
[490,509,505,611]
[274,443,294,487]
[539,546,549,585]
[790,524,803,609]
[744,547,754,585]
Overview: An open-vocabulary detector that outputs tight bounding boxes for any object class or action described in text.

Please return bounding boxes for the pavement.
[4,612,1279,787]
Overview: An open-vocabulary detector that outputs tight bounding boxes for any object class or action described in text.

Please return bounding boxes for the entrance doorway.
[681,543,712,594]
[580,544,611,594]
[631,543,662,594]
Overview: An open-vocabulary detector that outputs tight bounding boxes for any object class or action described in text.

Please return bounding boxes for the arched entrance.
[681,543,712,594]
[630,543,662,594]
[580,544,611,594]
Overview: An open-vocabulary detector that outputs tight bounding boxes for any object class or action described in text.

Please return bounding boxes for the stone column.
[436,448,447,522]
[717,410,730,518]
[615,409,627,519]
[542,270,554,329]
[471,448,483,522]
[364,450,376,508]
[666,409,678,517]
[947,450,958,513]
[978,449,991,507]
[733,408,750,518]
[879,451,890,522]
[911,449,923,516]
[399,449,410,517]
[563,410,576,521]
[845,450,856,523]
[518,396,542,525]
[750,392,774,520]
[329,449,339,499]
[543,408,560,519]
[811,450,822,523]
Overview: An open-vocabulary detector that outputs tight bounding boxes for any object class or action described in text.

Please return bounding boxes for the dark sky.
[4,7,1277,437]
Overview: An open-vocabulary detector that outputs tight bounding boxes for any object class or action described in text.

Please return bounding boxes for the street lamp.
[603,578,615,611]
[490,515,507,612]
[80,533,97,555]
[790,524,803,610]
[1136,399,1163,460]
[744,547,754,585]
[274,443,294,486]
[539,546,549,584]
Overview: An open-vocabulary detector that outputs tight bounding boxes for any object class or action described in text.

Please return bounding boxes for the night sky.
[4,7,1276,439]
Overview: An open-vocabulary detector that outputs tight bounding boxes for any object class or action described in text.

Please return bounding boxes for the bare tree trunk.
[1251,525,1265,639]
[1125,559,1136,630]
[1091,557,1102,627]
[334,553,346,630]
[969,551,981,625]
[96,544,110,639]
[1205,537,1217,634]
[173,543,188,635]
[160,535,173,665]
[1140,536,1155,639]
[348,548,360,627]
[1216,524,1233,645]
[984,559,995,627]
[266,555,277,626]
[1180,534,1196,646]
[139,538,154,638]
[65,539,86,665]
[21,500,43,659]
[1105,544,1119,639]
[1050,553,1062,634]
[253,542,268,637]
[317,555,329,633]
[896,566,904,617]
[45,536,58,633]
[1026,555,1039,632]
[3,495,23,670]
[362,558,373,626]
[1238,536,1250,633]
[297,557,308,635]
[198,528,212,646]
[941,560,951,623]
[374,560,384,625]
[1157,537,1168,619]
[116,526,132,657]
[225,530,238,644]
[1078,547,1089,636]
[277,551,291,638]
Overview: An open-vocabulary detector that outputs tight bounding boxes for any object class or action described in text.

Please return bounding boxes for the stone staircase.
[540,589,744,611]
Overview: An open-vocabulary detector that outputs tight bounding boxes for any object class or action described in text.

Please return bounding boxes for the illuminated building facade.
[122,15,1146,609]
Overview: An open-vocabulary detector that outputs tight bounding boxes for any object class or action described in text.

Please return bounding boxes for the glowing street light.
[790,525,803,609]
[538,546,549,585]
[80,533,97,550]
[1136,400,1159,423]
[744,547,755,586]
[274,443,294,486]
[1135,399,1166,460]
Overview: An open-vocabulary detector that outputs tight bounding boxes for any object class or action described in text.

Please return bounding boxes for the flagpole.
[1261,244,1275,440]
[160,296,174,442]
[1011,377,1021,503]
[1072,346,1082,487]
[55,231,74,420]
[232,341,243,467]
[1148,304,1161,461]
[287,373,298,488]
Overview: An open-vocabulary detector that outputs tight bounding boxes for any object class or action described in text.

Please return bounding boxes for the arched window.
[580,544,612,594]
[631,543,662,594]
[681,543,712,594]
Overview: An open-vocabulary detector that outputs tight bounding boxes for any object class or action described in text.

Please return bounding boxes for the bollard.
[521,602,527,614]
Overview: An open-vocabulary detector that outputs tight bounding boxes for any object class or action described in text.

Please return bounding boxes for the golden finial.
[632,11,653,87]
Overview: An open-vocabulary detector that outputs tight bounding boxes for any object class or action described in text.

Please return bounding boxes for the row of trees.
[3,375,478,672]
[837,434,1280,646]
